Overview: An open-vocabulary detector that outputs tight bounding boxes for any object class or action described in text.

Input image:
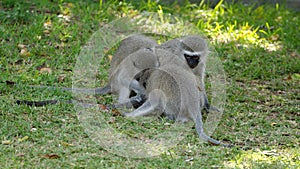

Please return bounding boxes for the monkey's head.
[180,35,208,69]
[131,48,160,69]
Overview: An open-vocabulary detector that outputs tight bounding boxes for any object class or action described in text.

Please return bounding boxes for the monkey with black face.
[123,48,230,147]
[156,35,216,112]
[131,35,213,110]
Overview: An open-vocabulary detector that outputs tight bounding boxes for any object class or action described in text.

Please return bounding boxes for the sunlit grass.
[224,148,300,168]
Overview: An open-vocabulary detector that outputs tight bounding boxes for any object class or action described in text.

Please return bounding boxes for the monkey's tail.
[15,99,115,110]
[94,85,111,95]
[16,100,66,107]
[25,85,112,95]
[194,112,232,148]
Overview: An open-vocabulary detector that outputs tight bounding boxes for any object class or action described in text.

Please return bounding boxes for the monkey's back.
[146,64,203,121]
[109,48,159,93]
[110,34,157,73]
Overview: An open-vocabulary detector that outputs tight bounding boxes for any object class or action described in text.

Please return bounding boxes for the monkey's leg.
[117,79,146,104]
[118,86,131,103]
[203,92,210,110]
[195,112,231,147]
[203,92,221,113]
[129,79,146,95]
[124,101,157,117]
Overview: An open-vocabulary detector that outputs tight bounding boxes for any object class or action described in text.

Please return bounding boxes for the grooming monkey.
[109,47,159,104]
[105,34,158,103]
[109,34,157,74]
[68,34,157,96]
[123,48,229,147]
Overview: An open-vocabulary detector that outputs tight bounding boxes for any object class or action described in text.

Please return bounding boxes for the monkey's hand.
[130,94,147,108]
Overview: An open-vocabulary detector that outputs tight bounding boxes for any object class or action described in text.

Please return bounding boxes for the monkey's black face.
[184,53,200,69]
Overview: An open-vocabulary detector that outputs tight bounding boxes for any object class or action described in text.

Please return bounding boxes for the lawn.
[0,0,299,168]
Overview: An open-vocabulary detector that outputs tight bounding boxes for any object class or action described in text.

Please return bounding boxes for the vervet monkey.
[123,49,229,147]
[106,34,158,103]
[109,47,159,103]
[69,34,158,96]
[157,35,213,111]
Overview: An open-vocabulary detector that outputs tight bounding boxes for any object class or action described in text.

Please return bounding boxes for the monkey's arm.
[123,101,157,117]
[113,94,146,109]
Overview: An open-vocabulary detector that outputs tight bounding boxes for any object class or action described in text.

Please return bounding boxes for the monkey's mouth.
[184,54,200,69]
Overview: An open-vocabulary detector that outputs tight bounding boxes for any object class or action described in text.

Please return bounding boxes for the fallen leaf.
[261,150,278,156]
[43,30,51,36]
[2,140,12,145]
[164,123,171,126]
[39,154,60,159]
[185,157,194,162]
[290,52,299,57]
[30,127,37,132]
[18,136,29,142]
[271,122,277,126]
[17,44,26,49]
[40,67,52,74]
[103,48,109,54]
[111,109,121,116]
[98,103,108,110]
[108,117,116,124]
[284,74,292,81]
[66,3,74,8]
[58,74,66,82]
[108,55,113,61]
[43,21,52,29]
[16,153,25,157]
[61,141,73,147]
[270,34,279,41]
[20,48,31,57]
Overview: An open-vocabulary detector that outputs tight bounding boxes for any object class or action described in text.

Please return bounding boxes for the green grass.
[1,0,299,168]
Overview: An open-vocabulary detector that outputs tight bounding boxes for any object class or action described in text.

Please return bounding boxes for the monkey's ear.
[179,39,184,48]
[179,40,194,52]
[132,61,137,67]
